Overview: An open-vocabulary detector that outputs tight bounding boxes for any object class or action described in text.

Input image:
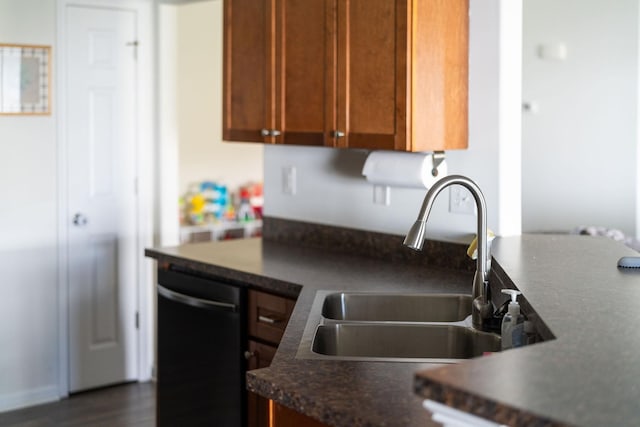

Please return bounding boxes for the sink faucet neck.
[403,175,492,330]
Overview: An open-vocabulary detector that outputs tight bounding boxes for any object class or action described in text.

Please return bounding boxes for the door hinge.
[135,311,140,329]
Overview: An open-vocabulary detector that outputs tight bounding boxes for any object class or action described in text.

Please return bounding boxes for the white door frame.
[56,0,155,398]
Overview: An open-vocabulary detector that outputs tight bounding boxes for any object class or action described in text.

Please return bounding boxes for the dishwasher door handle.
[158,284,237,312]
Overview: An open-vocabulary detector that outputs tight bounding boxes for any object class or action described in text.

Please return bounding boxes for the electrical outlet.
[449,185,475,215]
[373,185,390,206]
[282,166,297,195]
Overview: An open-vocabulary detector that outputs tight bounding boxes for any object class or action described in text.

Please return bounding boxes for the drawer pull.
[244,351,255,360]
[258,315,280,324]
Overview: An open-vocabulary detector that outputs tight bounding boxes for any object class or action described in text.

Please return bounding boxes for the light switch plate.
[282,166,297,195]
[373,185,390,206]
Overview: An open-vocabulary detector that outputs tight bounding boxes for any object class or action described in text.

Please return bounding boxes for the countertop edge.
[413,366,571,427]
[246,368,375,427]
[145,247,302,299]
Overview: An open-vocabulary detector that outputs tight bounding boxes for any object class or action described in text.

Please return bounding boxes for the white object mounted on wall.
[362,150,447,189]
[0,44,51,115]
[537,42,567,61]
[522,101,540,114]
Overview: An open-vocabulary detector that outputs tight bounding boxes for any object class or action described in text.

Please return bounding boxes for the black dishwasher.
[157,267,247,427]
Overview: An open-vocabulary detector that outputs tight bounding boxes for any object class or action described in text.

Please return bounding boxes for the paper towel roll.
[361,151,447,189]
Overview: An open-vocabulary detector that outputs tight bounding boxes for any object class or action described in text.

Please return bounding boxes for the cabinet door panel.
[247,341,277,427]
[270,401,330,427]
[224,0,273,142]
[412,0,468,151]
[337,0,407,150]
[276,0,334,146]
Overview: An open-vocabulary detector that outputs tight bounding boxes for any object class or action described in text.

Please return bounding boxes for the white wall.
[0,0,60,411]
[175,0,263,195]
[522,0,639,236]
[263,0,523,243]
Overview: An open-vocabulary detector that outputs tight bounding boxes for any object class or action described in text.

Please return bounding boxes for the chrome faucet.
[403,175,493,330]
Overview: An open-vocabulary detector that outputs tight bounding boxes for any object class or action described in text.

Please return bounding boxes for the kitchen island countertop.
[146,231,640,427]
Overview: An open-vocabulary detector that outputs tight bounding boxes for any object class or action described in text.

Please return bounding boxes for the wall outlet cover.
[373,185,390,206]
[449,185,475,215]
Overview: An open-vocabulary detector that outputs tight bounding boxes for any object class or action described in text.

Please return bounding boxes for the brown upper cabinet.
[223,0,468,152]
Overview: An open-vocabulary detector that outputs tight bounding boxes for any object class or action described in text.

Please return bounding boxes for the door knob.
[73,213,88,226]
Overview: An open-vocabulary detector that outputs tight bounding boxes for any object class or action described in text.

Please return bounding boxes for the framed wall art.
[0,44,51,115]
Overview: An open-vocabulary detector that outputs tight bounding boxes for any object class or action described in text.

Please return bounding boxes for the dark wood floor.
[0,382,155,427]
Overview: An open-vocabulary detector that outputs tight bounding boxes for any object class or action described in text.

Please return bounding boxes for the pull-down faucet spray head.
[403,220,427,250]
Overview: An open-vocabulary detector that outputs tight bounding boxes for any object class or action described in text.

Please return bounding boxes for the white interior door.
[66,4,138,393]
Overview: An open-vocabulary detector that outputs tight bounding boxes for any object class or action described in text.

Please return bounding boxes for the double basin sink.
[297,291,501,363]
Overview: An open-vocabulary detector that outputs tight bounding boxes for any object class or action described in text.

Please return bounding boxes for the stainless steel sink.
[311,324,500,362]
[295,290,500,363]
[321,292,472,323]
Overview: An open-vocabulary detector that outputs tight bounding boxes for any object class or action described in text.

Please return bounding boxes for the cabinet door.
[411,0,469,151]
[247,340,276,370]
[335,0,408,150]
[247,340,277,427]
[275,0,335,146]
[223,0,275,142]
[270,400,330,427]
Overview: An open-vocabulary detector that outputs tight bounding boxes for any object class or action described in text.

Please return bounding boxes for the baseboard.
[0,385,59,413]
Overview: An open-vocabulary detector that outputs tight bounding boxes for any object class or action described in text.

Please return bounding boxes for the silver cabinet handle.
[258,315,279,324]
[334,130,345,138]
[73,213,88,226]
[261,129,281,137]
[244,350,255,360]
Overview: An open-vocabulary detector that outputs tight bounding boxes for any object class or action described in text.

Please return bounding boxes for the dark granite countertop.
[146,221,640,427]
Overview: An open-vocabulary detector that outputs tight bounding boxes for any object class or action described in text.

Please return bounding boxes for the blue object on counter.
[618,257,640,269]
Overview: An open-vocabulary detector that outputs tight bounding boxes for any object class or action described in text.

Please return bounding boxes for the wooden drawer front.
[248,290,295,344]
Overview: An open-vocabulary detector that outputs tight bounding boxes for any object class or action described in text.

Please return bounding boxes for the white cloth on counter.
[572,226,640,253]
[423,400,508,427]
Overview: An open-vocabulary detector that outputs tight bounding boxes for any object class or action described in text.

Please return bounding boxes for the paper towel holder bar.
[431,151,445,177]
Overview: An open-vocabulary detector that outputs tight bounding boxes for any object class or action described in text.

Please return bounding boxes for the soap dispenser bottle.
[501,289,525,350]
